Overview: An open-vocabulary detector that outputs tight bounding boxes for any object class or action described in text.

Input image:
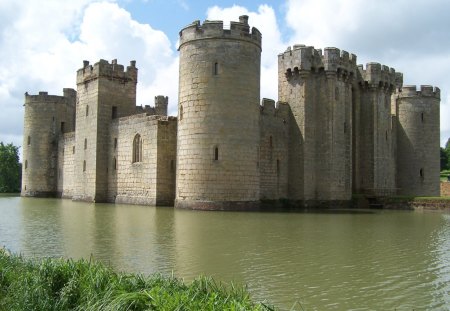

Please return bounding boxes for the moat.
[1,196,449,310]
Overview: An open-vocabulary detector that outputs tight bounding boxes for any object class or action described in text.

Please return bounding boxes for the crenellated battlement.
[279,45,357,79]
[398,85,440,99]
[178,15,261,50]
[76,59,137,84]
[24,89,75,105]
[260,98,290,119]
[357,62,397,88]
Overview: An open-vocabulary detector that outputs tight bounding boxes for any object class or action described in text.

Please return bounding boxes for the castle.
[21,16,441,210]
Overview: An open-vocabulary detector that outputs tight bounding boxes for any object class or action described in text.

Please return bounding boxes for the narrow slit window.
[214,146,219,161]
[86,105,89,116]
[112,106,118,119]
[27,136,31,145]
[421,112,424,123]
[72,146,75,154]
[83,160,86,172]
[420,168,424,178]
[214,62,219,75]
[25,160,28,169]
[114,138,118,150]
[170,159,175,172]
[269,136,273,148]
[277,159,280,176]
[61,122,65,133]
[179,105,183,121]
[84,138,87,150]
[113,157,117,170]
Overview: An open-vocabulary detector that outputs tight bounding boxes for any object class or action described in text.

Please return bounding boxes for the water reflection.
[0,197,449,310]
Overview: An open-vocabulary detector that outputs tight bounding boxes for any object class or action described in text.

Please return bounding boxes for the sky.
[1,0,449,157]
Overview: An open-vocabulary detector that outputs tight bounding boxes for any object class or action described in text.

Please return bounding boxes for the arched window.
[133,134,142,163]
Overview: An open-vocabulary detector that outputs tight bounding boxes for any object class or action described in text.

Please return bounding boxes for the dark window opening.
[83,160,86,172]
[344,122,346,133]
[84,138,87,150]
[61,122,65,133]
[86,105,89,116]
[114,138,118,149]
[179,105,183,121]
[27,136,31,145]
[112,106,118,119]
[72,146,75,154]
[25,160,28,169]
[133,134,142,163]
[277,159,280,176]
[214,147,219,161]
[335,87,339,100]
[269,136,273,148]
[214,62,219,75]
[420,168,424,178]
[385,130,388,141]
[170,159,175,172]
[113,157,117,170]
[421,112,424,123]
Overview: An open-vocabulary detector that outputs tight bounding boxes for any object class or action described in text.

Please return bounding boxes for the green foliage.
[0,249,274,311]
[0,142,21,193]
[441,147,449,171]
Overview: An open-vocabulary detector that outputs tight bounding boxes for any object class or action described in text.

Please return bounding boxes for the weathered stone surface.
[21,16,441,209]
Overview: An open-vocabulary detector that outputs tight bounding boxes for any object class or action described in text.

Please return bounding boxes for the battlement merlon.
[260,98,290,119]
[279,45,357,77]
[178,15,262,50]
[24,89,76,105]
[398,85,440,99]
[76,59,138,85]
[358,62,397,88]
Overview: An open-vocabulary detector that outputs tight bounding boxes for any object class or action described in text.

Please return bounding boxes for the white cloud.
[206,4,285,102]
[0,0,179,156]
[284,0,450,146]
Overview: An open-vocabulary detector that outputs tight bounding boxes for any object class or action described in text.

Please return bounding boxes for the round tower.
[176,16,262,210]
[22,90,75,197]
[396,85,440,196]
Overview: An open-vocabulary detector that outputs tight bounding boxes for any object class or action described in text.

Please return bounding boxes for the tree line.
[0,142,21,193]
[441,138,450,171]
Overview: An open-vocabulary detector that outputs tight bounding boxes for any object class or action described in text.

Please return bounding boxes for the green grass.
[0,249,274,311]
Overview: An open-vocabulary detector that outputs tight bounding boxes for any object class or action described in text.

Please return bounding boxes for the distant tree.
[0,142,21,192]
[441,147,449,171]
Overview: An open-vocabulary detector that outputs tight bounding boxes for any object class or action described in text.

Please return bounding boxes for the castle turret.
[176,16,262,210]
[73,59,137,202]
[356,63,397,196]
[22,89,76,197]
[278,45,356,203]
[154,95,168,116]
[396,85,440,196]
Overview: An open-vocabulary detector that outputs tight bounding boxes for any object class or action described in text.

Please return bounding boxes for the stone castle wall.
[22,15,442,209]
[176,16,262,210]
[57,132,75,198]
[396,85,441,196]
[259,99,289,200]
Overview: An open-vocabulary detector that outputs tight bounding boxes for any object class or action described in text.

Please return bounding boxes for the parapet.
[260,98,290,119]
[178,15,261,50]
[155,95,168,116]
[76,59,138,84]
[358,62,397,88]
[24,89,74,105]
[398,85,440,99]
[279,45,357,78]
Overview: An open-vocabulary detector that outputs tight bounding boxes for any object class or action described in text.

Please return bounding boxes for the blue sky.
[1,0,449,154]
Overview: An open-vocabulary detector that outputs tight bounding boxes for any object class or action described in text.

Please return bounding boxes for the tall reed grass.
[0,249,274,310]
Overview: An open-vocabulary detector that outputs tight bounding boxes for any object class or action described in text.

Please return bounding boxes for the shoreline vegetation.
[0,249,274,311]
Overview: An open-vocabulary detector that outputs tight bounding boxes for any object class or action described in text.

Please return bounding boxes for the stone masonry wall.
[259,99,289,200]
[57,132,75,198]
[109,113,176,206]
[396,85,440,196]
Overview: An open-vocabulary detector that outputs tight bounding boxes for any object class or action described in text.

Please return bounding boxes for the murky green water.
[0,196,449,310]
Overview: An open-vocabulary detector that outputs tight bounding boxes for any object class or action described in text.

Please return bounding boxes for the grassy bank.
[0,249,273,311]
